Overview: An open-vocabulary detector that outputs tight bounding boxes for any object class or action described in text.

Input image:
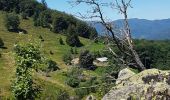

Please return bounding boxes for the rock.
[71,58,79,65]
[116,68,135,85]
[102,69,170,100]
[19,31,23,34]
[86,95,96,100]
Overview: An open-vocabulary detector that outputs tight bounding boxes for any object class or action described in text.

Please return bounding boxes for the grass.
[0,53,15,98]
[0,11,105,99]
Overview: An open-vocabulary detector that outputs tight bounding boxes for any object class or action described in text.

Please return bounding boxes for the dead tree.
[71,0,145,70]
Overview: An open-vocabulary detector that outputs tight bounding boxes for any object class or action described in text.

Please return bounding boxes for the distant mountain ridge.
[91,18,170,40]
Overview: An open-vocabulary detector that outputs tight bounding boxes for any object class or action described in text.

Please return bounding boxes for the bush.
[0,38,4,48]
[52,16,68,33]
[70,47,78,54]
[66,77,80,88]
[79,50,95,69]
[21,12,27,19]
[66,25,82,47]
[66,67,83,87]
[63,53,72,65]
[39,35,44,42]
[5,13,20,31]
[59,37,64,45]
[56,89,70,100]
[75,88,89,99]
[39,10,52,27]
[47,60,59,71]
[12,43,42,99]
[66,67,83,78]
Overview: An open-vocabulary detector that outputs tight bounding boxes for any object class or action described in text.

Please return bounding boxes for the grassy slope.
[0,11,104,98]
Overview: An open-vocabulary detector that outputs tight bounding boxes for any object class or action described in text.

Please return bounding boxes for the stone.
[103,69,170,100]
[116,68,135,85]
[86,95,96,100]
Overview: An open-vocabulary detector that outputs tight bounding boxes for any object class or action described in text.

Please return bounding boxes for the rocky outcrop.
[116,68,135,85]
[102,68,170,100]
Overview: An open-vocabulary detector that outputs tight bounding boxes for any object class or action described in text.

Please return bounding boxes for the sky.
[38,0,170,21]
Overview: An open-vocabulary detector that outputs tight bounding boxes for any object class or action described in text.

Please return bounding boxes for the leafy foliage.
[135,40,170,70]
[46,60,59,71]
[66,25,82,47]
[63,52,72,65]
[4,13,20,31]
[56,89,70,100]
[66,67,83,88]
[39,10,52,27]
[52,16,68,33]
[59,37,64,45]
[0,0,98,39]
[12,43,42,99]
[66,77,80,88]
[76,21,98,39]
[21,12,27,19]
[79,50,95,69]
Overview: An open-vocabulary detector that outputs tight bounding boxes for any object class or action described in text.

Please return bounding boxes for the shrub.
[59,37,64,45]
[56,89,70,100]
[66,77,80,88]
[66,67,83,87]
[52,16,68,33]
[75,88,89,99]
[39,35,44,42]
[39,10,52,27]
[0,38,4,48]
[70,47,78,54]
[5,13,20,31]
[66,25,82,47]
[12,43,42,99]
[67,67,83,78]
[79,50,95,69]
[63,53,72,65]
[74,47,78,54]
[70,48,74,54]
[47,60,59,71]
[21,12,27,19]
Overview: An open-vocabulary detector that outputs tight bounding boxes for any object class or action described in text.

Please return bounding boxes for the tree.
[79,50,95,69]
[0,37,4,48]
[63,52,72,65]
[12,43,42,99]
[52,16,68,33]
[5,13,20,31]
[39,10,52,27]
[41,0,47,9]
[59,37,64,45]
[21,12,27,19]
[19,0,37,17]
[66,25,82,47]
[47,60,59,71]
[76,21,90,38]
[89,27,98,40]
[0,0,19,12]
[72,0,145,70]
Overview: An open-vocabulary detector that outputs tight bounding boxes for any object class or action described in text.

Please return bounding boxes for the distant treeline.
[0,0,97,39]
[135,40,170,70]
[96,36,170,70]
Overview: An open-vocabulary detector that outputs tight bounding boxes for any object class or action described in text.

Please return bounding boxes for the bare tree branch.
[71,0,145,70]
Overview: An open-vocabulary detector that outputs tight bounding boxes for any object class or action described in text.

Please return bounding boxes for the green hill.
[0,11,104,99]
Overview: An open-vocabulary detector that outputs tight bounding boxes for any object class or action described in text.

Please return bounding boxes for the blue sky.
[38,0,170,20]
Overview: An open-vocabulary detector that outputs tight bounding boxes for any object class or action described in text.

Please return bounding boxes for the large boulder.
[116,68,135,85]
[103,69,170,100]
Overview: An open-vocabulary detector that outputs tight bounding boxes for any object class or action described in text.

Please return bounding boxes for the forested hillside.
[0,0,170,100]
